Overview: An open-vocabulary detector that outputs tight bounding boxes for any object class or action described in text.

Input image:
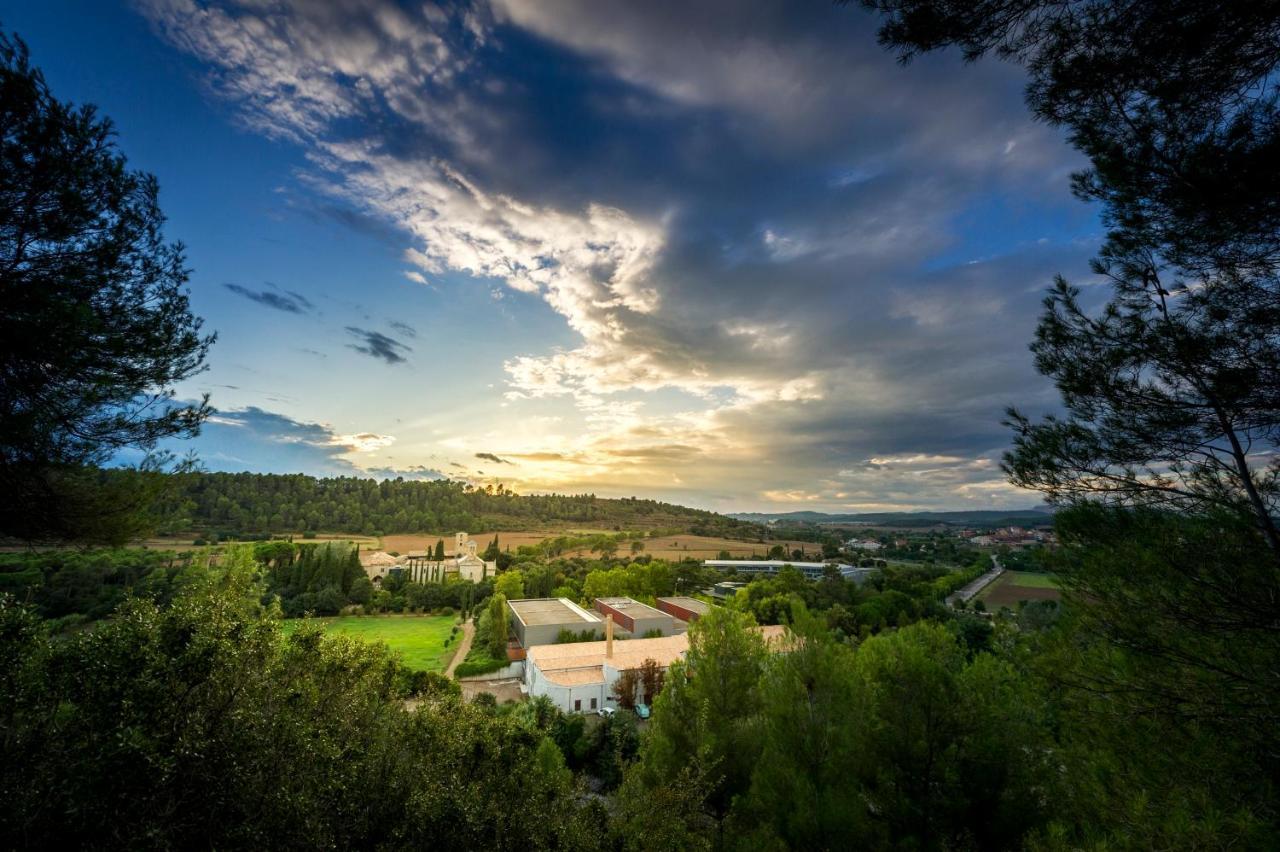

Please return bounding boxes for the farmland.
[978,571,1062,608]
[281,614,459,672]
[382,531,818,560]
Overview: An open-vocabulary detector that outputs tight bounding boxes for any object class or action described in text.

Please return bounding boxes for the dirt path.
[445,619,475,678]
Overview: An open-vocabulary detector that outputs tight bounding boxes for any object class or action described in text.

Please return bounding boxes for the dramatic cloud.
[144,406,419,477]
[331,432,396,452]
[344,326,411,364]
[223,282,313,314]
[140,0,1095,509]
[388,320,417,338]
[475,452,512,465]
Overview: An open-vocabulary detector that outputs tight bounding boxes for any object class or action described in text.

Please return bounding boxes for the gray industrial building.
[703,559,878,583]
[507,598,602,649]
[593,597,676,637]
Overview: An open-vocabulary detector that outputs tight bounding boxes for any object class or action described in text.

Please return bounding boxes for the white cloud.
[138,0,1085,510]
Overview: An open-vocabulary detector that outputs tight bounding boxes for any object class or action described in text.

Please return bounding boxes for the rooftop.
[703,560,842,569]
[595,597,669,620]
[541,666,605,687]
[526,625,788,674]
[529,633,691,670]
[508,597,602,627]
[657,596,710,616]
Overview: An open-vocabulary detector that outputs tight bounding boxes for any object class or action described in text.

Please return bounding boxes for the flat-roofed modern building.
[507,598,602,649]
[593,597,675,637]
[656,596,710,622]
[524,621,787,713]
[703,559,877,583]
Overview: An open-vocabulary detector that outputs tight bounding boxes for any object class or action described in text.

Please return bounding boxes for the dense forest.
[151,472,766,539]
[3,2,1280,849]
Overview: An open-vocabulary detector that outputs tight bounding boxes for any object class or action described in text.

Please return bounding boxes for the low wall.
[458,660,524,681]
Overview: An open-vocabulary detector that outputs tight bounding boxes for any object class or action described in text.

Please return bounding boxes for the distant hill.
[728,508,1054,528]
[154,471,765,539]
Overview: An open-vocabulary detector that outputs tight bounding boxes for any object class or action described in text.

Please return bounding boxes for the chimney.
[606,614,614,658]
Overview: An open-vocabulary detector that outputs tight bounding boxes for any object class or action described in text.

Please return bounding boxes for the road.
[946,555,1004,607]
[444,619,475,678]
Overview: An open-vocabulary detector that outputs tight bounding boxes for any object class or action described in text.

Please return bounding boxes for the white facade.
[406,532,496,583]
[524,627,785,713]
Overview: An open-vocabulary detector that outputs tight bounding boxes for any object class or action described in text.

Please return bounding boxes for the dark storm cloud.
[344,327,411,364]
[475,452,512,465]
[224,282,313,314]
[141,0,1098,508]
[389,320,417,338]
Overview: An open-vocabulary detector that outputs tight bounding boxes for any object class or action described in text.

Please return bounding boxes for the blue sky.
[4,0,1100,512]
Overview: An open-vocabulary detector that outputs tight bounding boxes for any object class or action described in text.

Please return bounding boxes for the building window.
[590,698,597,709]
[574,699,581,712]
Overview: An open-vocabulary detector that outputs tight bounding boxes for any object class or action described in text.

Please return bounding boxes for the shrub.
[302,530,317,539]
[453,657,508,678]
[192,538,207,546]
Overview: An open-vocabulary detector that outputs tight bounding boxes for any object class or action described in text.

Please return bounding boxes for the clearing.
[977,571,1062,608]
[281,614,460,672]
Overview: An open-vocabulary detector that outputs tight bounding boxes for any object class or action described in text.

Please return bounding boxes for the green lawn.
[281,614,459,672]
[1007,571,1060,589]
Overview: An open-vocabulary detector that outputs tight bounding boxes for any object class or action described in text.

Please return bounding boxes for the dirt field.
[381,531,815,560]
[978,571,1062,608]
[626,534,815,560]
[126,529,817,561]
[380,531,554,554]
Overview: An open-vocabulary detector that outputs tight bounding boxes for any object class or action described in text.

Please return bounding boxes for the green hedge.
[452,657,508,678]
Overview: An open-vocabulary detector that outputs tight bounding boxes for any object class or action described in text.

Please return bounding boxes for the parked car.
[634,703,650,720]
[598,706,616,718]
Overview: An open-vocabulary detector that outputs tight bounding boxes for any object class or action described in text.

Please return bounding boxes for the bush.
[439,606,455,617]
[453,657,508,678]
[302,530,317,539]
[192,538,207,546]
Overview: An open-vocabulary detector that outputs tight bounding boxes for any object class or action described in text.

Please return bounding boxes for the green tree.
[742,611,867,848]
[859,1,1280,554]
[0,33,213,543]
[486,592,510,660]
[493,569,524,601]
[434,538,445,560]
[0,548,600,848]
[636,605,767,834]
[845,622,1056,848]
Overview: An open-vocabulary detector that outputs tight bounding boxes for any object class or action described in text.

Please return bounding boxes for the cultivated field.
[381,531,816,560]
[281,614,459,672]
[135,529,819,562]
[978,571,1062,607]
[139,533,378,552]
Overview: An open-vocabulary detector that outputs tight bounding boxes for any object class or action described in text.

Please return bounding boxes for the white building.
[405,532,496,583]
[845,539,884,552]
[703,559,875,582]
[524,618,785,713]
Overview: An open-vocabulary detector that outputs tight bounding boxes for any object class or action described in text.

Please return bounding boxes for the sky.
[6,0,1102,513]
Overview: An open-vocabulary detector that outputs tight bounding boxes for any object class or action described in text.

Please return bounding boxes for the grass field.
[281,614,459,672]
[1007,572,1060,589]
[978,571,1062,607]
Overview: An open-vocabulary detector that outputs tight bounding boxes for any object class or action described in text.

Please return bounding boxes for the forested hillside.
[153,472,764,538]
